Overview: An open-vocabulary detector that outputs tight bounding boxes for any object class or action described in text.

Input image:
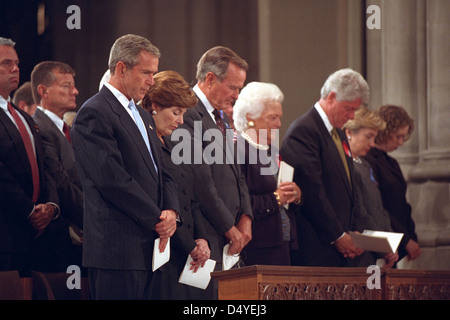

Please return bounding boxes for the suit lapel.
[311,108,353,195]
[101,88,159,183]
[0,107,37,183]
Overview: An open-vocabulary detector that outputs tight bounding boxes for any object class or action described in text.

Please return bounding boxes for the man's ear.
[326,91,337,103]
[205,72,216,88]
[116,61,127,76]
[37,84,47,97]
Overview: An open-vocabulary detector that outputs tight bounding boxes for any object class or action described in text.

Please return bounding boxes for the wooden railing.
[211,265,450,300]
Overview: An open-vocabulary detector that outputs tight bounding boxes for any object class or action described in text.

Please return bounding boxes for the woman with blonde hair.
[343,107,398,267]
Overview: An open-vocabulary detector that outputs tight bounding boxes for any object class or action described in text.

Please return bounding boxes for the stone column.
[366,0,450,270]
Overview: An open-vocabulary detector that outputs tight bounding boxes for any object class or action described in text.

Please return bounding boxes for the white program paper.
[222,243,240,270]
[350,230,403,253]
[178,255,216,290]
[277,161,294,209]
[152,238,170,271]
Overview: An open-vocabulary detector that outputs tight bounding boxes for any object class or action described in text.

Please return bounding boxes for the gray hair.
[0,37,16,47]
[320,68,370,104]
[233,82,284,132]
[196,46,248,82]
[108,34,160,75]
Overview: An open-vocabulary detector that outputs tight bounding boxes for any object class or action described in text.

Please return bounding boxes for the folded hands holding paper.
[189,239,211,272]
[154,209,178,252]
[276,161,302,208]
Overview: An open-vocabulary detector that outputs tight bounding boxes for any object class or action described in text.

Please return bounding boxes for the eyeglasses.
[0,59,20,70]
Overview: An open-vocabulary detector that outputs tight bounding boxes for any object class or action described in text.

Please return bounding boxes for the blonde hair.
[343,106,386,133]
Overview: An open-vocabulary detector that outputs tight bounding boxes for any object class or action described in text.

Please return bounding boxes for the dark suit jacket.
[172,97,252,264]
[238,136,298,265]
[0,103,58,254]
[280,106,358,267]
[33,108,83,228]
[32,108,83,271]
[71,86,179,271]
[364,147,417,259]
[151,136,212,299]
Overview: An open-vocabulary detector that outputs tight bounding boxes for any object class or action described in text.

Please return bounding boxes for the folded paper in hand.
[222,243,240,270]
[277,161,294,209]
[350,230,403,253]
[178,255,216,290]
[152,238,170,271]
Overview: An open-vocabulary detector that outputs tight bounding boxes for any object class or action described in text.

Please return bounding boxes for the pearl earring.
[347,136,351,141]
[152,110,157,115]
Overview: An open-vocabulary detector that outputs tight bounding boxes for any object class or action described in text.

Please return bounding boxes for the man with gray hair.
[281,68,369,267]
[172,46,253,295]
[71,34,179,299]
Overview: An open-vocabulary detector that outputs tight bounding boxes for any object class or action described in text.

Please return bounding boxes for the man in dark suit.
[71,34,179,300]
[31,61,84,272]
[281,68,369,267]
[0,37,59,276]
[172,46,253,273]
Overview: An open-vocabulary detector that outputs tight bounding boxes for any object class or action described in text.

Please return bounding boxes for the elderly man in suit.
[172,46,253,278]
[31,61,84,272]
[281,68,369,267]
[71,34,179,300]
[0,37,59,276]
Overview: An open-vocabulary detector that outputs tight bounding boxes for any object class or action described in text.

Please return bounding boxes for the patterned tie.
[8,102,40,203]
[212,109,226,136]
[331,128,351,184]
[128,100,158,173]
[63,122,71,143]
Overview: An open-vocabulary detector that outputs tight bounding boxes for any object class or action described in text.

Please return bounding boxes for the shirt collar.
[314,101,333,134]
[104,81,132,109]
[38,106,65,132]
[193,84,222,123]
[0,95,10,112]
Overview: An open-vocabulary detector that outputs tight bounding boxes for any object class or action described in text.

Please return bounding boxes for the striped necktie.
[8,102,40,203]
[212,109,226,136]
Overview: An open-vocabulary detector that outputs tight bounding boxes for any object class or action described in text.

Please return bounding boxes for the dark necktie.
[8,102,40,203]
[331,128,351,184]
[212,109,226,136]
[63,122,71,143]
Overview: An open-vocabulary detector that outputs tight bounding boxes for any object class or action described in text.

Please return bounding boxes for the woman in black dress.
[232,82,301,266]
[363,105,421,262]
[142,70,212,299]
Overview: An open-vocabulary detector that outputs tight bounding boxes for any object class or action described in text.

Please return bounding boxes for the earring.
[248,120,255,128]
[152,110,157,115]
[347,136,351,141]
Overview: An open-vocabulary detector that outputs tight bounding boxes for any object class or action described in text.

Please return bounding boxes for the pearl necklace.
[241,131,269,150]
[353,157,362,164]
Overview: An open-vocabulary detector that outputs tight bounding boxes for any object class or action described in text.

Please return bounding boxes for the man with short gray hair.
[173,46,253,294]
[281,68,369,267]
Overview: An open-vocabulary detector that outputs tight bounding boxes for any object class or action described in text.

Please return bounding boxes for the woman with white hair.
[233,82,301,266]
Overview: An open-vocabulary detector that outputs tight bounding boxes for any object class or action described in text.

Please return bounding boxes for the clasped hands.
[225,214,252,256]
[334,232,364,259]
[29,203,57,238]
[154,209,178,252]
